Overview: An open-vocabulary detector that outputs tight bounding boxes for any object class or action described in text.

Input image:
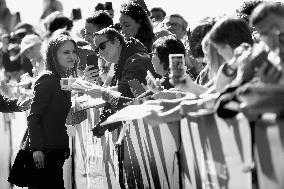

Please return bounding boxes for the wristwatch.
[222,63,237,77]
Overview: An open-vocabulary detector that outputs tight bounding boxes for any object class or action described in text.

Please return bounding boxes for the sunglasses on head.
[95,39,111,54]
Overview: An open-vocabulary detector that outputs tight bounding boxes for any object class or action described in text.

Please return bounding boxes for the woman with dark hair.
[119,2,154,52]
[26,33,78,188]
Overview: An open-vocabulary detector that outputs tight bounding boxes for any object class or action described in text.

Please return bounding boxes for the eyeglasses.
[95,40,111,54]
[150,15,163,22]
[165,22,182,29]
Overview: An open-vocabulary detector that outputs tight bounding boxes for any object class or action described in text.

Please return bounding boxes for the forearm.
[159,104,183,123]
[101,88,132,111]
[27,114,44,150]
[0,95,21,113]
[187,82,208,96]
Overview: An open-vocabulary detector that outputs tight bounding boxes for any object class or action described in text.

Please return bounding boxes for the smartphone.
[169,54,186,85]
[86,54,99,71]
[128,79,146,96]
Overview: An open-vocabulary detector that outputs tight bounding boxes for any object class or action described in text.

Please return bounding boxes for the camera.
[60,78,76,90]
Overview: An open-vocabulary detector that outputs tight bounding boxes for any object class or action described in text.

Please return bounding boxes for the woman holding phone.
[26,32,78,188]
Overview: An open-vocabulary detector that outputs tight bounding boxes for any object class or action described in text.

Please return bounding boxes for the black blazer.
[0,94,21,113]
[27,72,71,151]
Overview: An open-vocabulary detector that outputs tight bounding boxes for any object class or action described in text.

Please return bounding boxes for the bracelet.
[222,63,237,77]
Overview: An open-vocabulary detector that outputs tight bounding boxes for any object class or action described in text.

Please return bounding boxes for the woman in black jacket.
[26,33,78,189]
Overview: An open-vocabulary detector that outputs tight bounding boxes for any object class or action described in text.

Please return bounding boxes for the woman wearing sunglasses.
[83,27,156,137]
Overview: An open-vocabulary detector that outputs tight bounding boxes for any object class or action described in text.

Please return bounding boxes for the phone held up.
[86,54,99,71]
[169,54,186,85]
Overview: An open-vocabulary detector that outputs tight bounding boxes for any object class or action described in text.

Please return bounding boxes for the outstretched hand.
[83,65,99,83]
[18,98,33,111]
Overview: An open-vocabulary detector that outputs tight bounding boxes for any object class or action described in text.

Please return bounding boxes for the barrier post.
[180,112,252,189]
[254,117,284,189]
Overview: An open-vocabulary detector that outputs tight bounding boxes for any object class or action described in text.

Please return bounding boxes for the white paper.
[100,104,164,126]
[70,79,94,91]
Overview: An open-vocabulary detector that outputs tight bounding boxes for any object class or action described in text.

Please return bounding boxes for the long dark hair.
[45,32,78,79]
[120,2,154,51]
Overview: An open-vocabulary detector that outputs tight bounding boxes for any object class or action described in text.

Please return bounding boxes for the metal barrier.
[1,105,282,189]
[180,112,252,189]
[254,118,284,189]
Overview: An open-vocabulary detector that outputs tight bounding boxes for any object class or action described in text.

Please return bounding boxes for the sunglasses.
[95,39,111,54]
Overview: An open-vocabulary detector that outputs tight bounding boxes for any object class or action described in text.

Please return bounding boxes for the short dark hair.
[150,7,166,17]
[210,15,253,49]
[95,3,105,11]
[190,17,216,58]
[237,0,263,22]
[152,36,185,71]
[250,1,284,26]
[86,10,113,29]
[95,27,125,45]
[48,16,73,33]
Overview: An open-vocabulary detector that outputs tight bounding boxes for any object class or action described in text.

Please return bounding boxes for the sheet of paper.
[70,79,94,91]
[100,105,164,126]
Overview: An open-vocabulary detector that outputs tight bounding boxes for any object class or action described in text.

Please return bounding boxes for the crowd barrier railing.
[1,99,284,189]
[180,112,252,189]
[254,117,284,189]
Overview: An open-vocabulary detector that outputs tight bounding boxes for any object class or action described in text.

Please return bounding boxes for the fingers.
[259,62,282,83]
[84,66,99,83]
[130,88,138,97]
[141,83,148,91]
[33,151,44,169]
[84,66,99,75]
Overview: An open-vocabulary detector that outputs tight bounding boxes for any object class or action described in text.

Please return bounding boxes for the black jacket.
[115,37,156,99]
[93,38,156,136]
[27,71,71,151]
[0,94,21,113]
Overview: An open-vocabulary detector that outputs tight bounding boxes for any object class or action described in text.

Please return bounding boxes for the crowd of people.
[1,0,284,188]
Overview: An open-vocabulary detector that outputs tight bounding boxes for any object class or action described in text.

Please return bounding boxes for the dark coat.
[93,38,156,136]
[27,71,71,151]
[0,94,21,113]
[115,37,156,99]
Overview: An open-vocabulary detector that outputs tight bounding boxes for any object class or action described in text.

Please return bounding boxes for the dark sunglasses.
[95,40,111,54]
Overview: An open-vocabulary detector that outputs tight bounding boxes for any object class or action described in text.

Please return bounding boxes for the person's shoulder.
[126,37,148,53]
[127,52,151,68]
[33,70,57,86]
